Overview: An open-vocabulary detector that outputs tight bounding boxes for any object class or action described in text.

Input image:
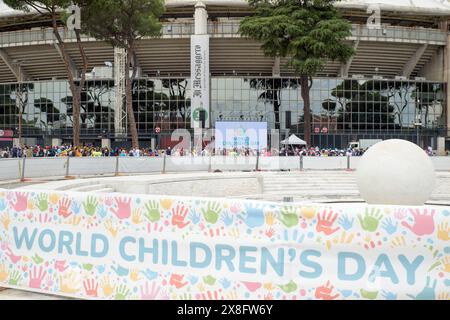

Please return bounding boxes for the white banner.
[190,34,210,129]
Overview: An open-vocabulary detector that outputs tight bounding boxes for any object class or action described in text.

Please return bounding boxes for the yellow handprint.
[160,199,173,211]
[226,290,238,300]
[265,212,276,226]
[437,292,450,300]
[130,269,141,282]
[131,209,142,225]
[100,276,115,297]
[301,206,317,220]
[227,227,240,239]
[441,256,450,273]
[197,283,206,292]
[391,235,407,248]
[438,222,450,241]
[0,264,8,282]
[104,220,118,238]
[60,272,81,294]
[49,193,60,205]
[66,216,81,226]
[326,231,355,250]
[263,282,274,291]
[27,200,35,210]
[1,213,10,230]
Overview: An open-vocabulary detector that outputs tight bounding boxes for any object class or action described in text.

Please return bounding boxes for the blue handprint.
[71,201,81,215]
[112,264,129,277]
[407,277,437,300]
[381,290,397,300]
[0,199,6,211]
[381,218,398,235]
[338,214,354,231]
[96,265,106,274]
[221,212,234,226]
[187,275,199,285]
[219,278,231,289]
[283,229,305,243]
[189,211,201,225]
[141,269,158,280]
[141,268,158,281]
[98,205,108,219]
[238,204,265,228]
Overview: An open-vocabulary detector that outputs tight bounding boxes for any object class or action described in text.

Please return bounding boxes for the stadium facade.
[0,0,450,151]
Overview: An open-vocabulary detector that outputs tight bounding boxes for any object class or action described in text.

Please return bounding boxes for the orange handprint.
[169,274,188,289]
[315,281,340,300]
[316,210,340,236]
[171,205,190,229]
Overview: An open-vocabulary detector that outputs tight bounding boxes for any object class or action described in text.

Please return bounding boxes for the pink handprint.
[29,266,47,289]
[401,209,435,236]
[111,197,132,220]
[196,290,224,300]
[54,260,69,272]
[140,282,161,300]
[3,244,21,264]
[10,192,28,212]
[171,205,190,229]
[83,279,99,297]
[316,210,340,236]
[169,274,188,289]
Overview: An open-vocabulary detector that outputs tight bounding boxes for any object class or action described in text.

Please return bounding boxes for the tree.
[79,0,165,148]
[240,0,355,146]
[4,0,88,147]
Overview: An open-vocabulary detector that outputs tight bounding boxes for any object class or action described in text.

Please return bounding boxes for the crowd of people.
[0,144,444,159]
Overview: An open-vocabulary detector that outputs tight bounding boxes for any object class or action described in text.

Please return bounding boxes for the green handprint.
[32,254,43,264]
[8,270,21,286]
[278,280,297,293]
[279,206,299,228]
[83,196,98,216]
[360,289,379,300]
[144,201,161,222]
[114,284,130,300]
[83,264,93,271]
[358,208,383,232]
[36,194,48,212]
[201,202,222,224]
[203,275,216,286]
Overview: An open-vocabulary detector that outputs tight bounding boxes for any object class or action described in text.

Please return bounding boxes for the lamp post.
[414,116,422,147]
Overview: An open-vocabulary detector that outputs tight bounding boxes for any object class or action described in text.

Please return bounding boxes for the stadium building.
[0,0,450,151]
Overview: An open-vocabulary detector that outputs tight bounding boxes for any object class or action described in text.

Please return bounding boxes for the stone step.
[92,188,116,193]
[69,184,109,192]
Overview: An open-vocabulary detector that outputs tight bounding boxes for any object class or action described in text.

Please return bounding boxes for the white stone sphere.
[356,139,436,205]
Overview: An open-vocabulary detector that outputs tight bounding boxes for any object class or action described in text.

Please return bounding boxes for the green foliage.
[240,0,355,76]
[77,0,165,49]
[4,0,73,15]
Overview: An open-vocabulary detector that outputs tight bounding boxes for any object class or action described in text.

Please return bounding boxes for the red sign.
[155,127,161,134]
[0,130,13,137]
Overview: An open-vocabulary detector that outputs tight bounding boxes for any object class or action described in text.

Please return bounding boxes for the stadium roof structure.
[2,0,450,18]
[0,0,450,83]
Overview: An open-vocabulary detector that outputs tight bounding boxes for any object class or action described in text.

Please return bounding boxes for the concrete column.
[442,22,450,140]
[102,138,111,149]
[194,2,208,35]
[437,137,446,156]
[52,138,62,147]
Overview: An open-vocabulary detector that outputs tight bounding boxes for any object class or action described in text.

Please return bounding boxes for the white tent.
[281,135,307,145]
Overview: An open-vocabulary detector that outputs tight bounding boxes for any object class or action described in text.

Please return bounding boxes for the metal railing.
[0,155,449,182]
[0,22,447,47]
